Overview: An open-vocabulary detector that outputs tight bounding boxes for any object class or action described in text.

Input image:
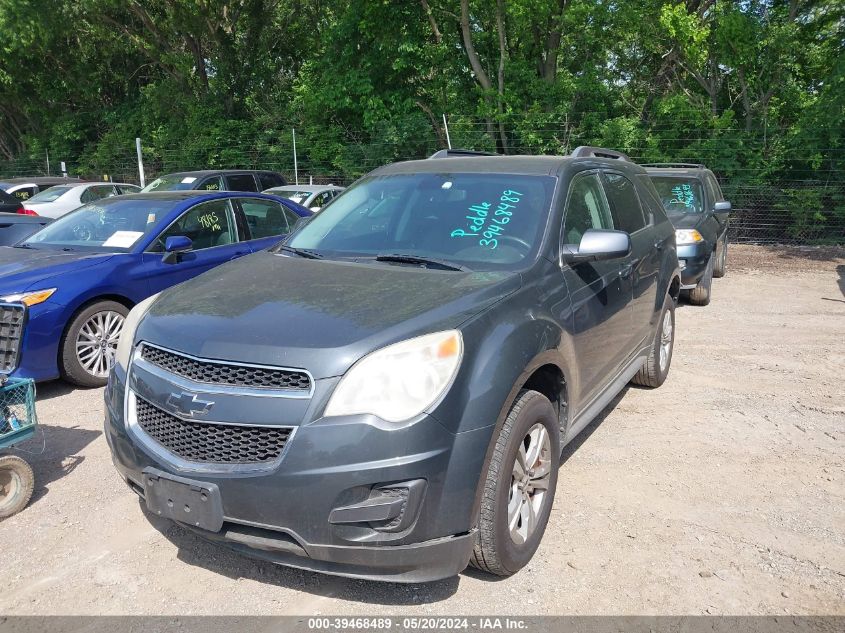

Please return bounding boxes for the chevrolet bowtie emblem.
[166,392,214,418]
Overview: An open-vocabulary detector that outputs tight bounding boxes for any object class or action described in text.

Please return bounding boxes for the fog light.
[678,259,687,270]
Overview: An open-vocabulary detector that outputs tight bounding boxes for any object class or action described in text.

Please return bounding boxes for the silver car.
[262,184,344,212]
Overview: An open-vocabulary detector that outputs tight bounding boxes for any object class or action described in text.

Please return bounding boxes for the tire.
[60,300,129,387]
[686,253,714,306]
[470,389,560,576]
[713,238,727,278]
[0,455,35,519]
[631,293,675,388]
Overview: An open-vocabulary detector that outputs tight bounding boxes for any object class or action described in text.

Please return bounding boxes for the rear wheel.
[60,300,128,387]
[631,293,675,388]
[471,389,560,576]
[713,239,728,278]
[0,455,35,519]
[686,253,714,306]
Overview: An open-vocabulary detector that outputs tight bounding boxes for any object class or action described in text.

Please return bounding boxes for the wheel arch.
[468,349,570,531]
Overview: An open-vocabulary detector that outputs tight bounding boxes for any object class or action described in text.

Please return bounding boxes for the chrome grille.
[140,344,311,391]
[135,396,292,464]
[0,303,25,374]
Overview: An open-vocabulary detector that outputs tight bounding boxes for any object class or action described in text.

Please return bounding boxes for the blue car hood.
[138,251,522,379]
[0,246,113,296]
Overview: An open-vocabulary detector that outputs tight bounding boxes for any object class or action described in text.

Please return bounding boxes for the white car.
[262,184,344,212]
[22,182,140,219]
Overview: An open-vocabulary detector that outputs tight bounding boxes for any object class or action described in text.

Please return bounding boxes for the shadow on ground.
[34,380,86,402]
[9,423,101,506]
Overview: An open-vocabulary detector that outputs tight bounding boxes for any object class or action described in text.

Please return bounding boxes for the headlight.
[675,229,703,245]
[0,288,56,306]
[324,330,463,423]
[114,293,160,370]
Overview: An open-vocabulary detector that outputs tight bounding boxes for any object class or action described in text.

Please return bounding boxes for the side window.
[116,184,140,195]
[225,174,259,192]
[705,174,722,205]
[239,198,291,239]
[80,185,117,203]
[198,176,223,191]
[309,191,333,210]
[635,175,667,222]
[258,173,284,190]
[157,199,237,250]
[562,173,614,245]
[13,186,37,201]
[602,172,647,234]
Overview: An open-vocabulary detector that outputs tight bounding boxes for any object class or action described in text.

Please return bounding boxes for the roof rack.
[428,149,498,159]
[640,162,706,169]
[570,146,630,161]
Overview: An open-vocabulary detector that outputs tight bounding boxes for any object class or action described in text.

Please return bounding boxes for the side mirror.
[562,229,631,263]
[162,235,192,264]
[714,201,732,212]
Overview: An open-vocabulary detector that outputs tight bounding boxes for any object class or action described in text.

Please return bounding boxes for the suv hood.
[0,246,112,295]
[667,211,705,231]
[138,252,521,379]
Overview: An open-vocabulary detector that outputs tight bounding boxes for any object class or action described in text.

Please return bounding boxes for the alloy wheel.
[508,423,552,545]
[659,309,673,372]
[76,310,125,378]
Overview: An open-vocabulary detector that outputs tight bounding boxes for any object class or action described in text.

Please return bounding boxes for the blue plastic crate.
[0,377,37,450]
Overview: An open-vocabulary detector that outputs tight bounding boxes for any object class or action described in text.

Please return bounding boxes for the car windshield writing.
[287,173,555,269]
[141,175,196,192]
[28,186,73,203]
[650,177,705,214]
[23,199,173,251]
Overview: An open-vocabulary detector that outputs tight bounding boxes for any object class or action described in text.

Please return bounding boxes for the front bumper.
[677,242,712,289]
[104,364,486,583]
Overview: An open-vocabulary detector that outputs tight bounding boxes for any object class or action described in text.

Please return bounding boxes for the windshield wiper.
[375,253,470,272]
[13,243,33,249]
[276,244,324,259]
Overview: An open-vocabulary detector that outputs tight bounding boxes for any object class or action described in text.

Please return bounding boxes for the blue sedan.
[0,191,310,386]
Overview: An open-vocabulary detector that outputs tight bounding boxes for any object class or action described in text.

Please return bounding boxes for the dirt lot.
[0,245,842,616]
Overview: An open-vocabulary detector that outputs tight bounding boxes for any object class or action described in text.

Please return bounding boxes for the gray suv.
[644,163,731,306]
[105,147,681,582]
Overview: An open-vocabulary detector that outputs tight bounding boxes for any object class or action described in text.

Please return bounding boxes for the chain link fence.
[1,117,843,245]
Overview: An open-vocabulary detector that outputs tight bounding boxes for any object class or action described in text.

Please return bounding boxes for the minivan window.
[603,172,647,233]
[258,173,284,190]
[225,174,258,192]
[650,177,705,214]
[287,173,556,269]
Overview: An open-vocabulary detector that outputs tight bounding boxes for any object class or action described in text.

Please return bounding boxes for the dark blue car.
[0,191,310,386]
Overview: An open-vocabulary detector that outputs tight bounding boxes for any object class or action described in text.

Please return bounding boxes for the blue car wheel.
[60,300,128,387]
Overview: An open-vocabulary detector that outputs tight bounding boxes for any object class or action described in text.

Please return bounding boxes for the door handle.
[653,238,665,250]
[620,259,640,278]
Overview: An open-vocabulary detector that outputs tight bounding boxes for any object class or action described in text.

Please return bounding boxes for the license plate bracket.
[142,467,224,532]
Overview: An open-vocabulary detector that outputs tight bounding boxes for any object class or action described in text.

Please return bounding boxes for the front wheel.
[60,300,128,387]
[0,455,35,519]
[713,239,728,278]
[685,252,714,306]
[470,389,560,576]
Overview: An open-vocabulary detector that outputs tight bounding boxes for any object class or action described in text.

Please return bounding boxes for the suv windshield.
[650,177,705,214]
[286,173,556,269]
[142,174,198,192]
[27,185,73,203]
[22,198,174,252]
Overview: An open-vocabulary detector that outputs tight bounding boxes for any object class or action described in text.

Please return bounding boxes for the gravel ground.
[0,244,842,616]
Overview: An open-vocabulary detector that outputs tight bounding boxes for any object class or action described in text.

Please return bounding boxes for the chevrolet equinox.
[105,147,681,582]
